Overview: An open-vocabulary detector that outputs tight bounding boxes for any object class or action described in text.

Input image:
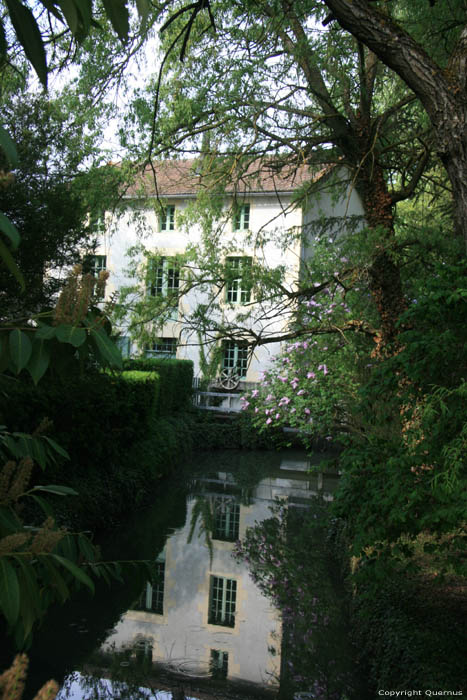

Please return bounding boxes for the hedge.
[1,366,194,530]
[122,358,193,415]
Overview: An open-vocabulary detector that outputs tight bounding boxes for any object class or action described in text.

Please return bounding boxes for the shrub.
[122,358,193,414]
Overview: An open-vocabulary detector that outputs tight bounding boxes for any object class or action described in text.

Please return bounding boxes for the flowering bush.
[241,334,365,443]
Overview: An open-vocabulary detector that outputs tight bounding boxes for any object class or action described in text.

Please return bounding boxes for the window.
[83,254,106,276]
[148,257,179,297]
[136,558,165,614]
[147,256,179,320]
[209,576,236,627]
[210,650,228,679]
[146,338,177,359]
[233,203,250,231]
[225,257,252,304]
[222,341,248,378]
[159,205,175,231]
[213,499,240,542]
[116,336,131,358]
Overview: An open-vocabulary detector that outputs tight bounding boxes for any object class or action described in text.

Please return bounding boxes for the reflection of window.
[146,338,177,359]
[233,203,250,231]
[136,559,165,614]
[210,649,228,679]
[222,341,248,378]
[209,576,236,627]
[83,254,106,276]
[159,205,175,231]
[213,499,240,542]
[133,636,153,667]
[225,257,252,304]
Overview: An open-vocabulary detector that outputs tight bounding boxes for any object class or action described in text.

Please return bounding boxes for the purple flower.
[307,371,316,379]
[304,408,311,415]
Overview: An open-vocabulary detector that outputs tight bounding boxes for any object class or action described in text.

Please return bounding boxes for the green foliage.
[122,357,193,414]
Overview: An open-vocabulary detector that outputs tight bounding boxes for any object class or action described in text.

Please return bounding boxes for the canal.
[21,448,356,700]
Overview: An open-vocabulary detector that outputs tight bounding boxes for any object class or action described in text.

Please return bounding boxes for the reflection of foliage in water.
[186,451,276,558]
[234,499,360,700]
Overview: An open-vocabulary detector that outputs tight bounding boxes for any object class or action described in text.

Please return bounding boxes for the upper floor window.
[233,203,250,231]
[159,205,175,231]
[225,256,252,304]
[147,257,179,298]
[209,576,236,627]
[83,254,106,276]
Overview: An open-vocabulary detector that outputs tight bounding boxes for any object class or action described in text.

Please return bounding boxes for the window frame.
[208,575,237,627]
[233,203,250,231]
[146,338,177,359]
[225,256,252,305]
[83,254,107,276]
[222,340,249,379]
[159,205,175,232]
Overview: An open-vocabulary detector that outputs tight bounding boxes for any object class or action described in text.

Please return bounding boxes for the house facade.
[92,160,364,384]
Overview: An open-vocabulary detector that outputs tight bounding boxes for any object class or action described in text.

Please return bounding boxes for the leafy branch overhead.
[0,0,149,88]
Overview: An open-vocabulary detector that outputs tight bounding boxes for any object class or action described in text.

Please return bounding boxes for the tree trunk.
[323,0,467,251]
[357,163,406,349]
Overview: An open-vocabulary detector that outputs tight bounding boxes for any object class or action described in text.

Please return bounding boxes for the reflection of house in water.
[102,451,339,693]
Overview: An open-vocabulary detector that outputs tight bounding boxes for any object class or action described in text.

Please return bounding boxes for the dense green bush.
[1,368,193,530]
[122,358,193,415]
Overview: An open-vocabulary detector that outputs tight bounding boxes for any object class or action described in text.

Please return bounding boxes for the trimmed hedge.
[122,358,193,415]
[1,365,194,530]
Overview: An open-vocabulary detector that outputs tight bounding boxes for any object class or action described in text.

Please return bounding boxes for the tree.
[116,0,460,356]
[321,0,467,250]
[0,91,114,319]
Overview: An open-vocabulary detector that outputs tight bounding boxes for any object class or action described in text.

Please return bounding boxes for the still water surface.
[27,449,339,700]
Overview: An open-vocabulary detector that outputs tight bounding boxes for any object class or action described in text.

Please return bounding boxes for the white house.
[93,160,364,385]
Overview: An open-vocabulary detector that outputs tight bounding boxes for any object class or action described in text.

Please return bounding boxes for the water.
[23,449,341,700]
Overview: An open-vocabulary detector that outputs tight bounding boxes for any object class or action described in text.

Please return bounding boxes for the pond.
[22,448,345,700]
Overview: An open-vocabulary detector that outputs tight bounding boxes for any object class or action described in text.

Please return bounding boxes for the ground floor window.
[135,558,165,614]
[209,576,237,627]
[222,341,248,378]
[146,338,177,359]
[210,649,228,679]
[213,498,240,542]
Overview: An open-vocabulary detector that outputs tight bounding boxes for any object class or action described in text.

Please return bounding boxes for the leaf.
[9,329,32,373]
[0,506,22,535]
[0,558,20,627]
[43,436,69,460]
[57,0,79,35]
[56,324,87,348]
[101,0,130,42]
[52,554,95,593]
[0,238,25,289]
[0,212,20,249]
[90,326,122,368]
[4,0,48,88]
[135,0,149,25]
[30,484,78,496]
[36,324,56,340]
[40,556,70,603]
[0,126,18,168]
[29,494,54,517]
[27,338,50,384]
[74,0,92,40]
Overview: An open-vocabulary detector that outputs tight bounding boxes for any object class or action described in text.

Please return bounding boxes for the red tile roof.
[125,158,320,197]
